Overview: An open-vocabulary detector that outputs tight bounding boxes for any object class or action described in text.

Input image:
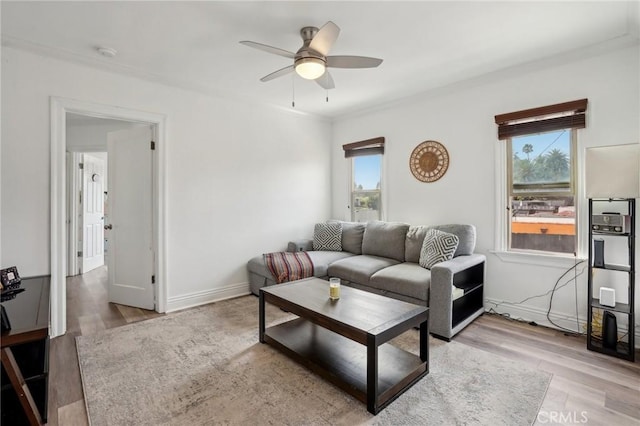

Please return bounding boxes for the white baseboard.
[167,282,251,312]
[484,297,640,347]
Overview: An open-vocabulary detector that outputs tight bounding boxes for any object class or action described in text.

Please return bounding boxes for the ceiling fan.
[240,21,383,90]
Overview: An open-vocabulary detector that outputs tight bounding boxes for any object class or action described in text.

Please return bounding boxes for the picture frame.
[1,266,21,291]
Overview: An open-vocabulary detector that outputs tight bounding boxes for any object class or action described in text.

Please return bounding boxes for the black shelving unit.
[587,198,635,362]
[451,262,485,334]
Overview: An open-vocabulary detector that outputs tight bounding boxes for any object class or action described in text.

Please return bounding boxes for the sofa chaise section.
[247,250,354,296]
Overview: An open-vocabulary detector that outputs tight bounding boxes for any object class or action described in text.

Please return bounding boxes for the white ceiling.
[2,1,638,118]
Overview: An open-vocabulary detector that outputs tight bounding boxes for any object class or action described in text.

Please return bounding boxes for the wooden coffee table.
[259,277,429,415]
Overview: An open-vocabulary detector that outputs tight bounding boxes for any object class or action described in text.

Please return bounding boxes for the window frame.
[349,154,383,222]
[343,137,385,223]
[494,99,587,261]
[505,129,578,255]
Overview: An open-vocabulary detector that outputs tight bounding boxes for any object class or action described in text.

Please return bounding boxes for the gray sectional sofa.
[247,220,486,340]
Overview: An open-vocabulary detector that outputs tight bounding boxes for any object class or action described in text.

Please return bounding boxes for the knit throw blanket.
[263,251,314,284]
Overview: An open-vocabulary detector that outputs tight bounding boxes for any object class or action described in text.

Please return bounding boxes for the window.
[351,155,382,222]
[508,130,576,253]
[343,137,384,222]
[495,99,587,255]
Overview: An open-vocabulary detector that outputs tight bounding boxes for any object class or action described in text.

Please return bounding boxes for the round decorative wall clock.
[409,140,450,183]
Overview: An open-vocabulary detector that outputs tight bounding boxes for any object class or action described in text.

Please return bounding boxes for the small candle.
[329,277,340,300]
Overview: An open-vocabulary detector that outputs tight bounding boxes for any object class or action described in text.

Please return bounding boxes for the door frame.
[67,152,82,277]
[51,97,168,338]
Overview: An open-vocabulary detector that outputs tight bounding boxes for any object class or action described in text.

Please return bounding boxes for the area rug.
[76,296,551,426]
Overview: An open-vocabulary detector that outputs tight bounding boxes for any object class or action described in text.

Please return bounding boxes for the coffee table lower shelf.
[263,317,428,414]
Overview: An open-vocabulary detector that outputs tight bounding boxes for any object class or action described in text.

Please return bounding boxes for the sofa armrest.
[431,254,485,277]
[287,239,314,252]
[429,254,486,339]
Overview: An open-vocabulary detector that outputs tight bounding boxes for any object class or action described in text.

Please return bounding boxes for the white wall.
[332,45,639,336]
[67,117,143,153]
[1,47,332,309]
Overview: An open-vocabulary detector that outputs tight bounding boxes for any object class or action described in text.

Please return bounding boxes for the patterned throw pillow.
[419,228,459,269]
[313,222,343,251]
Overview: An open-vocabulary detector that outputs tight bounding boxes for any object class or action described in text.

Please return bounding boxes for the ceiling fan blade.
[239,41,295,59]
[315,71,335,90]
[260,65,294,82]
[308,21,340,56]
[327,56,383,69]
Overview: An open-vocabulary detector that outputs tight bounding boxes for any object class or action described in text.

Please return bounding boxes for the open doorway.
[51,98,167,338]
[66,114,139,278]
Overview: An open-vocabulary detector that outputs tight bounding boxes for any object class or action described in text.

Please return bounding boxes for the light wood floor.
[46,267,639,425]
[47,266,162,426]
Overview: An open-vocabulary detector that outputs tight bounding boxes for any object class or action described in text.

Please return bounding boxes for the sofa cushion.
[328,255,400,285]
[369,263,431,302]
[405,225,428,263]
[328,220,366,254]
[361,221,409,262]
[313,222,342,251]
[419,229,459,269]
[430,224,476,257]
[306,251,355,277]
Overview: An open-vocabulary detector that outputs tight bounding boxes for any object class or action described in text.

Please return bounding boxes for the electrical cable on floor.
[487,261,585,309]
[546,259,586,335]
[573,255,580,332]
[485,308,531,324]
[487,259,587,334]
[487,269,584,324]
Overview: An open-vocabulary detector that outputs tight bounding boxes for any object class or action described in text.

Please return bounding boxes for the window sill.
[489,250,586,268]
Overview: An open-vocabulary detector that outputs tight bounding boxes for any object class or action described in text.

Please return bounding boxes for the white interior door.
[107,125,155,310]
[81,154,105,274]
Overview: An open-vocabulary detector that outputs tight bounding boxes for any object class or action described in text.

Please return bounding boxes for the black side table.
[1,275,50,425]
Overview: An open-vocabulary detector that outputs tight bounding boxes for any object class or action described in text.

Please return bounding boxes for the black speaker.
[602,311,617,349]
[593,239,605,267]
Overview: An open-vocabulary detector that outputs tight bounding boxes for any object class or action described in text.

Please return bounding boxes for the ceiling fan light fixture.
[295,57,325,80]
[242,21,383,90]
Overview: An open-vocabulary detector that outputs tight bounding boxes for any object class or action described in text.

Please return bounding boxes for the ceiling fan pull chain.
[326,89,329,103]
[292,73,296,107]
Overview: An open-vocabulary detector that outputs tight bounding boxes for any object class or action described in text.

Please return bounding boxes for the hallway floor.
[47,266,161,425]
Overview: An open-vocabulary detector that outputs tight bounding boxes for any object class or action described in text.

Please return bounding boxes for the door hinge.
[150,141,156,151]
[77,251,83,257]
[151,275,156,284]
[79,163,84,169]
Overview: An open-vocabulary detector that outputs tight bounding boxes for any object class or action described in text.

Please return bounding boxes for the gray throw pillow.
[419,228,459,269]
[313,222,343,251]
[328,220,366,254]
[361,221,410,262]
[405,225,428,263]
